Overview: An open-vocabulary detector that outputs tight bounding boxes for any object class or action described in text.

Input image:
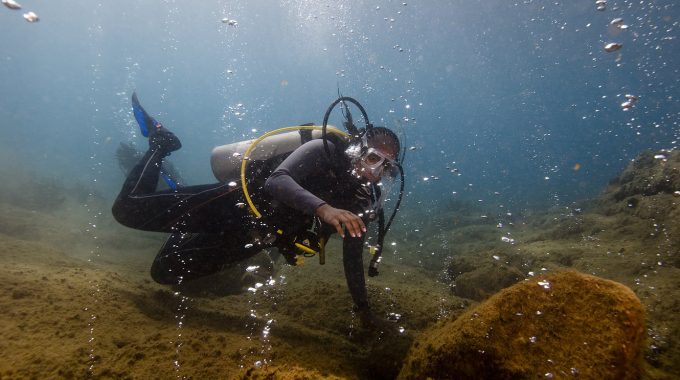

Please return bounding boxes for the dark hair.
[366,126,401,158]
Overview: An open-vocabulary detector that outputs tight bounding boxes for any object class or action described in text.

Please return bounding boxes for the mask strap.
[360,133,369,155]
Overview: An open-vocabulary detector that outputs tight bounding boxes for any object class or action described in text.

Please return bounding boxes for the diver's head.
[350,126,400,183]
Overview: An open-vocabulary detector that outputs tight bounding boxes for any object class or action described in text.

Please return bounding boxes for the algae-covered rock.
[451,262,524,301]
[398,271,646,380]
[606,150,680,201]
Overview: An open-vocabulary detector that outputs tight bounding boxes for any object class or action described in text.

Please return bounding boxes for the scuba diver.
[112,92,405,325]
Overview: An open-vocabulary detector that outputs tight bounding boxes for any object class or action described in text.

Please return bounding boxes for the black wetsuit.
[112,139,374,310]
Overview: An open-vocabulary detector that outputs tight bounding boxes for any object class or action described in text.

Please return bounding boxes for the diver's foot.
[149,124,182,154]
[131,92,180,153]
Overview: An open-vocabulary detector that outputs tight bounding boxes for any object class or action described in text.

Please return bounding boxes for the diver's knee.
[111,200,139,229]
[111,200,126,224]
[150,259,180,285]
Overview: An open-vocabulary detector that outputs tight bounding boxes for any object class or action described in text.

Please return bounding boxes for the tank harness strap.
[299,129,313,144]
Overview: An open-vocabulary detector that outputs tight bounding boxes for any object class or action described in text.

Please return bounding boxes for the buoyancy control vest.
[210,125,350,265]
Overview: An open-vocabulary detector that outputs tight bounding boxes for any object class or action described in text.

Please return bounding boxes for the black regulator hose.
[368,163,405,277]
[386,163,405,232]
[369,209,386,277]
[322,96,372,160]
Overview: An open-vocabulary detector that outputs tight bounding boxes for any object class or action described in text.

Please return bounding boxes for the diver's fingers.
[341,211,364,238]
[356,215,367,233]
[332,219,345,238]
[316,204,366,239]
[316,204,346,238]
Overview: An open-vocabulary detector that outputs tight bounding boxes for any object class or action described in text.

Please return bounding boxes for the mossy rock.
[452,262,524,301]
[398,271,646,380]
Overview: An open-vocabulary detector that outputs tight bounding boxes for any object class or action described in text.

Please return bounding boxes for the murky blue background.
[1,0,678,212]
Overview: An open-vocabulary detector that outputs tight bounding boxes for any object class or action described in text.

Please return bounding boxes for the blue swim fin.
[131,92,158,138]
[160,172,178,190]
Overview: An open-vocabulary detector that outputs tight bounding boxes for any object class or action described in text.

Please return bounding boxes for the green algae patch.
[398,270,646,380]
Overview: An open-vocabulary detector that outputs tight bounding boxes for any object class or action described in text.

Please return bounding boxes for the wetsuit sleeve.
[264,140,332,215]
[343,234,369,310]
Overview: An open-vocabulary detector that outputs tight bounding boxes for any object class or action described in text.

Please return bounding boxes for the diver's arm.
[264,139,366,237]
[264,140,329,215]
[265,171,326,214]
[342,233,369,311]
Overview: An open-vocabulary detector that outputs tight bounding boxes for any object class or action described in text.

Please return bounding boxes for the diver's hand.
[315,204,366,238]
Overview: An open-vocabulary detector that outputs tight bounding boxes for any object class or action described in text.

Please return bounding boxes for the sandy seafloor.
[1,151,679,379]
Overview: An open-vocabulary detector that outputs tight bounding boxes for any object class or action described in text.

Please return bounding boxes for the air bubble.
[23,11,38,22]
[604,42,622,52]
[2,0,21,9]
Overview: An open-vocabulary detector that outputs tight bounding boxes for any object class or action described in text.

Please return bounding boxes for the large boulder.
[398,271,646,380]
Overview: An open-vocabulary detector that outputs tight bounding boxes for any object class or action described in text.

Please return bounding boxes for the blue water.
[2,1,678,211]
[0,0,678,269]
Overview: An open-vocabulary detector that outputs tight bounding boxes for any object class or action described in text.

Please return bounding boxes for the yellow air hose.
[240,125,348,218]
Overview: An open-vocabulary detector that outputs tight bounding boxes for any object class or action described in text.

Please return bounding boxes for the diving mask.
[360,148,397,178]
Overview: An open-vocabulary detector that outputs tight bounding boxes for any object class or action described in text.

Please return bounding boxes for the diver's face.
[356,143,398,183]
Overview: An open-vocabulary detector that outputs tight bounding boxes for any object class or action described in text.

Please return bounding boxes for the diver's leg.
[118,91,183,197]
[115,92,234,233]
[114,116,183,199]
[112,98,251,233]
[113,177,248,233]
[117,147,166,197]
[150,232,262,284]
[111,140,185,230]
[112,125,233,232]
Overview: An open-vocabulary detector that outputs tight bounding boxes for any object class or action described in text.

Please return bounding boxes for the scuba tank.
[210,125,344,182]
